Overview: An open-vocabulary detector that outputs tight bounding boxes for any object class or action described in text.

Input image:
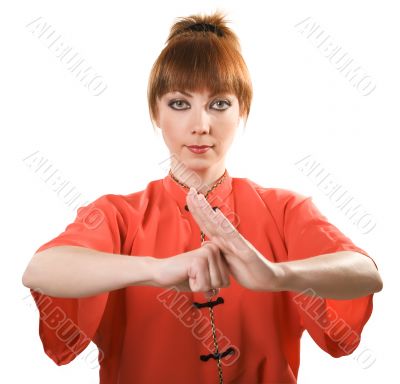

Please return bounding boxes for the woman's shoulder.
[232,176,309,206]
[87,178,163,211]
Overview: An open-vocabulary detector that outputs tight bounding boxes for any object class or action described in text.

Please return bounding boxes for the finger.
[207,236,229,257]
[207,247,224,289]
[186,190,210,227]
[186,190,201,221]
[201,241,224,285]
[213,208,238,237]
[206,238,230,286]
[187,191,247,254]
[189,193,222,238]
[188,257,211,292]
[215,253,231,287]
[196,197,236,241]
[214,209,250,253]
[201,240,214,248]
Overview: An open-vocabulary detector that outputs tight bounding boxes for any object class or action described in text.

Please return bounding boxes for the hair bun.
[182,22,224,37]
[166,11,237,47]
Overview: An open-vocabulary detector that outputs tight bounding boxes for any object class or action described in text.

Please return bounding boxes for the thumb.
[201,240,213,247]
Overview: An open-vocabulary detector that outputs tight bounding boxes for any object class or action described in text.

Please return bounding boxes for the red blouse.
[30,170,377,383]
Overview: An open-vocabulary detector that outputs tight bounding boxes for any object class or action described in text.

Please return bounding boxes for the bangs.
[156,38,241,96]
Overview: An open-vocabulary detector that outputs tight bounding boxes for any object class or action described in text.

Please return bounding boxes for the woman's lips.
[186,145,212,154]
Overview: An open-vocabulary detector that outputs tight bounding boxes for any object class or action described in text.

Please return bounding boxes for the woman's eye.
[168,99,231,111]
[212,100,231,110]
[168,100,189,110]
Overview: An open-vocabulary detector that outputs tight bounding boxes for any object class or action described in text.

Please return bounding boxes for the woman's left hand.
[186,187,284,292]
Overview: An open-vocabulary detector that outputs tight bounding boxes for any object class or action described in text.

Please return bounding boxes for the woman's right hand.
[151,241,231,297]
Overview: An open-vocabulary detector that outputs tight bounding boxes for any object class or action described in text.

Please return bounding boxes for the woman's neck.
[169,163,226,194]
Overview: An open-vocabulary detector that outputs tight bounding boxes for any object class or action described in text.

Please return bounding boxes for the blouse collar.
[162,168,233,215]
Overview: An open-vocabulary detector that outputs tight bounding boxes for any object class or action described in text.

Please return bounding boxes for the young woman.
[22,11,382,384]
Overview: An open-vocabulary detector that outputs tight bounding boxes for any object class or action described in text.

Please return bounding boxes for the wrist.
[269,262,291,292]
[128,256,160,287]
[274,262,293,292]
[145,256,163,287]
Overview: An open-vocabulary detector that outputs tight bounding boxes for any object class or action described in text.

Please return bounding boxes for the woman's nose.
[190,110,211,134]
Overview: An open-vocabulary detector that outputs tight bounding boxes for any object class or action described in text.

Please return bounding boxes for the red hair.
[147,11,253,130]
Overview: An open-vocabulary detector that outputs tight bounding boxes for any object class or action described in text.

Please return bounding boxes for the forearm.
[22,245,157,298]
[275,251,383,299]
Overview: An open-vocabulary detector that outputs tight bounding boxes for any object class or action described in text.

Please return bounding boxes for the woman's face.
[155,89,241,172]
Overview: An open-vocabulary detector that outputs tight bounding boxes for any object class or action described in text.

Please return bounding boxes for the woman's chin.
[182,158,213,170]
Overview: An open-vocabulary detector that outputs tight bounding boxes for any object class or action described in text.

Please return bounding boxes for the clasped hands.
[154,187,284,298]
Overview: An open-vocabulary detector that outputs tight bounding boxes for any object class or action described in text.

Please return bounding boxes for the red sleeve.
[30,194,124,366]
[282,191,377,357]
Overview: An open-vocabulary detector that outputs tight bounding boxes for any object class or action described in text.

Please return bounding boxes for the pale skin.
[22,89,383,300]
[154,89,240,193]
[184,185,383,300]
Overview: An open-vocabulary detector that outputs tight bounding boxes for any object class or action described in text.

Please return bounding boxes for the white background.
[1,0,397,383]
